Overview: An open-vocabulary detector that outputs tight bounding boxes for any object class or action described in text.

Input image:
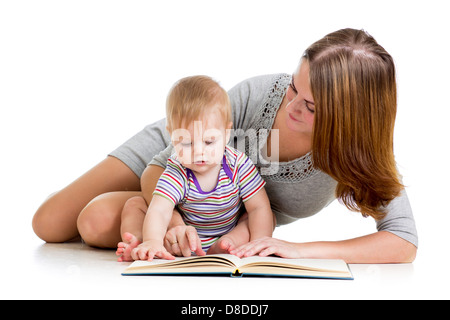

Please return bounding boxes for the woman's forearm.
[295,231,417,263]
[233,231,416,263]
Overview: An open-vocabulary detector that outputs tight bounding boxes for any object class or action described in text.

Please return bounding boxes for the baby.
[116,75,274,261]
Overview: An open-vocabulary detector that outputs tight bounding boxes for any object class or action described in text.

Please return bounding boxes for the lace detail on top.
[249,73,319,183]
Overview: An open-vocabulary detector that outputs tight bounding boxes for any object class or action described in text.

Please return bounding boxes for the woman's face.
[285,60,315,135]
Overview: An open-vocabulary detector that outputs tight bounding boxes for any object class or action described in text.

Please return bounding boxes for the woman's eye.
[289,82,296,93]
[305,102,315,114]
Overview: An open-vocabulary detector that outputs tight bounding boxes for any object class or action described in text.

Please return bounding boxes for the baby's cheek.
[209,147,225,164]
[178,150,194,165]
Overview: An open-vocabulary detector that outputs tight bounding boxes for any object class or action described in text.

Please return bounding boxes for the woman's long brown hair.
[305,28,403,220]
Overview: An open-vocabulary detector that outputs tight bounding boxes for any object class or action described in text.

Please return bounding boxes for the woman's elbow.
[392,238,417,263]
[402,242,417,263]
[380,231,417,263]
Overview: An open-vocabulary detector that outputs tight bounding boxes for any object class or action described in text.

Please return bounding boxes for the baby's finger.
[131,248,140,260]
[137,248,150,261]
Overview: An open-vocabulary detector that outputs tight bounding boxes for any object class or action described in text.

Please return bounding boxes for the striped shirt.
[153,145,266,250]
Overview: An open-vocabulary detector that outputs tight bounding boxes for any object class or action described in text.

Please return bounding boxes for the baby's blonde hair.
[166,75,231,132]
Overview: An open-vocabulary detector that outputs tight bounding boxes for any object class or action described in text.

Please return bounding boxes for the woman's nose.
[286,98,302,114]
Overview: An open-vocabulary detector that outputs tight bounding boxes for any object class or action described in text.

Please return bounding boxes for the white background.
[1,0,449,299]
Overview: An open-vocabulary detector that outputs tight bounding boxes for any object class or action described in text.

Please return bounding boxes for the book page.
[123,254,239,273]
[238,255,350,272]
[124,254,349,271]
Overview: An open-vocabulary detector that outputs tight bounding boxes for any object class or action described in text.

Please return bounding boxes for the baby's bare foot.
[207,236,236,255]
[116,232,141,262]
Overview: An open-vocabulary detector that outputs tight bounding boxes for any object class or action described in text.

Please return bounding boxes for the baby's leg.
[207,214,249,254]
[116,196,147,261]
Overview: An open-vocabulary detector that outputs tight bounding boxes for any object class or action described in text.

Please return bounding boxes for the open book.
[122,254,353,280]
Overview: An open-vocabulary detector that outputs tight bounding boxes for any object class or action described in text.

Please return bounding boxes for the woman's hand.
[230,237,302,259]
[164,225,206,257]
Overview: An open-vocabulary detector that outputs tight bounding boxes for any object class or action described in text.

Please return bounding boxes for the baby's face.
[171,107,231,175]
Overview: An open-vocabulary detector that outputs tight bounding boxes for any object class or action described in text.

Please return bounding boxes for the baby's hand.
[131,239,175,261]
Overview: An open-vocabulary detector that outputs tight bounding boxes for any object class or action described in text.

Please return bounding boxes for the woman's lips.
[288,112,301,122]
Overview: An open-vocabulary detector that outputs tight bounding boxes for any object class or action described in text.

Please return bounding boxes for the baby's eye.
[205,140,215,146]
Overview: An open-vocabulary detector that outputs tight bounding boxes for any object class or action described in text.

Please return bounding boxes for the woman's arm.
[231,231,417,263]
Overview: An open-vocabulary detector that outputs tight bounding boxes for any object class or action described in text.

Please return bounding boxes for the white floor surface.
[1,220,448,300]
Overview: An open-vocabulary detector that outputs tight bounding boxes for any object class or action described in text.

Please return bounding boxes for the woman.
[32,28,418,263]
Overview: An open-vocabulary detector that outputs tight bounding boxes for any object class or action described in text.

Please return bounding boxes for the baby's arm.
[131,195,176,261]
[243,187,274,241]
